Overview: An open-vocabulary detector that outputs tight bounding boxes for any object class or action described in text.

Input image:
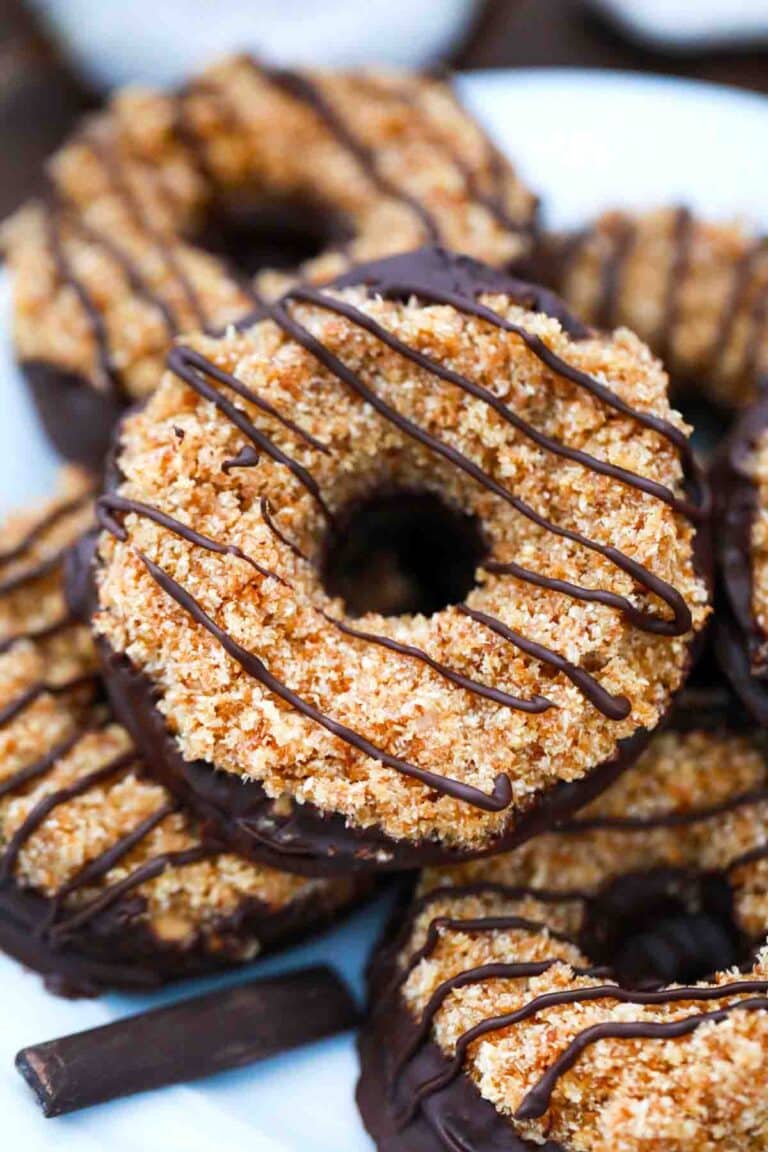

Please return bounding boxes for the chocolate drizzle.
[252,60,441,244]
[47,843,218,944]
[44,202,122,399]
[139,552,513,812]
[457,603,630,720]
[376,792,768,1136]
[595,217,636,329]
[656,206,693,362]
[564,208,768,398]
[0,494,224,967]
[98,248,706,822]
[379,876,768,1136]
[167,346,333,523]
[80,133,208,328]
[516,995,768,1121]
[0,749,137,882]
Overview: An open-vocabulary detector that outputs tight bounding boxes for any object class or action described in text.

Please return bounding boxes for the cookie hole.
[195,192,353,277]
[580,868,748,989]
[320,488,487,618]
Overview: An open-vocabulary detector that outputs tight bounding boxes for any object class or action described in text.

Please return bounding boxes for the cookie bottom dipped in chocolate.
[98,633,658,876]
[23,362,124,471]
[85,248,709,875]
[358,720,768,1152]
[715,389,768,723]
[0,473,367,995]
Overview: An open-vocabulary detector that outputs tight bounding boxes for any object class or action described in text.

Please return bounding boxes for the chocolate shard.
[16,964,358,1117]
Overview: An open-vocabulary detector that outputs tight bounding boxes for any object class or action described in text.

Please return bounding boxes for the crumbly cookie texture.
[0,475,353,959]
[95,276,708,851]
[556,206,768,409]
[393,729,768,1152]
[2,54,536,401]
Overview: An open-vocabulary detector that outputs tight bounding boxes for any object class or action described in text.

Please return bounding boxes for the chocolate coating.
[95,631,677,876]
[23,362,123,470]
[0,848,361,997]
[715,387,768,722]
[357,904,564,1152]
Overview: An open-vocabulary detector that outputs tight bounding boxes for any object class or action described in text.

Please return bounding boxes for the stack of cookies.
[2,52,767,1152]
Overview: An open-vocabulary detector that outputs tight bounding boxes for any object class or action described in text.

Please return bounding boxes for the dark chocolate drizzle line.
[289,285,695,518]
[338,253,698,463]
[67,211,178,336]
[167,346,333,523]
[222,445,260,473]
[271,294,696,639]
[80,133,207,328]
[97,494,285,586]
[0,547,66,596]
[402,981,768,1126]
[249,59,440,243]
[347,73,533,238]
[656,206,693,362]
[0,748,137,882]
[0,671,99,729]
[390,959,612,1098]
[139,552,513,812]
[374,880,592,1013]
[324,615,554,714]
[457,604,629,720]
[260,497,308,562]
[44,202,123,398]
[559,786,768,832]
[179,347,329,454]
[710,240,766,375]
[481,557,679,637]
[397,914,580,989]
[0,491,92,568]
[42,800,177,934]
[595,217,636,330]
[101,495,556,720]
[48,843,219,942]
[0,728,85,800]
[0,614,75,657]
[515,995,768,1121]
[726,841,768,873]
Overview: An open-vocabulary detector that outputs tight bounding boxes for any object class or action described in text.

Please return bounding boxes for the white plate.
[2,68,768,1151]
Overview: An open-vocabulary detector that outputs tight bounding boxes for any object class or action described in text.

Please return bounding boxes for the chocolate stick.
[16,964,358,1117]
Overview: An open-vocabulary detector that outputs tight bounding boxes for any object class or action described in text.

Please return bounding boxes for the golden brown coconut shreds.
[554,206,768,410]
[91,249,710,872]
[0,472,363,995]
[1,54,537,464]
[359,725,768,1152]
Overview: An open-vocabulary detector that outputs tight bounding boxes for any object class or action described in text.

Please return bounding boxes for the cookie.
[2,55,537,466]
[87,247,710,874]
[0,473,364,995]
[552,206,768,410]
[359,721,768,1152]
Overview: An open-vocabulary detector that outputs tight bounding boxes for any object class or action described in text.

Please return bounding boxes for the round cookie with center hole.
[0,474,366,996]
[549,206,768,411]
[85,247,711,875]
[359,716,768,1152]
[1,54,537,467]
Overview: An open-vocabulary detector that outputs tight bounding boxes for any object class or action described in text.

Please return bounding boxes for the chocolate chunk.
[16,964,358,1117]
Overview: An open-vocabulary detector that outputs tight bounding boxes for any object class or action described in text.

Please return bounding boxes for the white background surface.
[2,68,768,1150]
